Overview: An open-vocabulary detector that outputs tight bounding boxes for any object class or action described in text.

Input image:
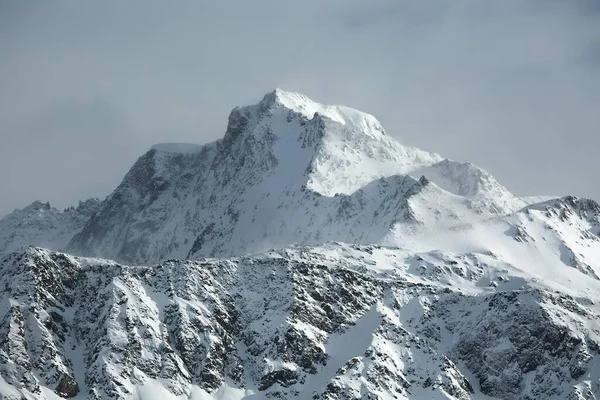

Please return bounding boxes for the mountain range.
[1,90,599,400]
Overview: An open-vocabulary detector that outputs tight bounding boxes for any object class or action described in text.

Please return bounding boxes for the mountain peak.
[224,89,442,197]
[66,90,528,263]
[259,88,312,110]
[255,88,385,133]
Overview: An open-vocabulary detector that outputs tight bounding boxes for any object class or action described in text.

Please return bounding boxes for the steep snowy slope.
[409,160,525,213]
[385,195,600,271]
[2,231,600,400]
[67,90,525,264]
[0,199,100,258]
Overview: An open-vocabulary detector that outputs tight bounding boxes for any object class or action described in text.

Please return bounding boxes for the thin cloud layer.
[1,0,599,216]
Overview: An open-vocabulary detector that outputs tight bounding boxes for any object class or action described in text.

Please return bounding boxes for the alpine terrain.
[1,90,599,400]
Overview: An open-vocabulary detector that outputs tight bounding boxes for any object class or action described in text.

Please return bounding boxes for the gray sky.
[1,0,599,217]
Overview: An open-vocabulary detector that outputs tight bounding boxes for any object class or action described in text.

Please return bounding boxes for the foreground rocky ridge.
[1,240,600,400]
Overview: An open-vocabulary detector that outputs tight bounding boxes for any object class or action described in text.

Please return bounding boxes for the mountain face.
[0,199,100,259]
[1,90,600,400]
[66,90,524,265]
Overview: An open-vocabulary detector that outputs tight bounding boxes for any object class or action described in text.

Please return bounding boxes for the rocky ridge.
[1,241,600,400]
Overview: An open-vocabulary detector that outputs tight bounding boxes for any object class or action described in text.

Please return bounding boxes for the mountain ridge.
[2,237,600,400]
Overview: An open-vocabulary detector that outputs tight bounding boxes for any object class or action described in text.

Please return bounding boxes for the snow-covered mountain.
[0,199,100,259]
[1,89,600,400]
[66,89,525,264]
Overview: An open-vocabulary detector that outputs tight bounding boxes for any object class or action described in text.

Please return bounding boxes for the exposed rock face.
[1,245,599,399]
[56,374,79,398]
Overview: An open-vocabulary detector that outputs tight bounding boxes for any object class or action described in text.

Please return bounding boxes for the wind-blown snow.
[523,195,560,204]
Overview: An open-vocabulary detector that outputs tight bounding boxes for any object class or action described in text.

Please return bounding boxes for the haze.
[1,0,599,216]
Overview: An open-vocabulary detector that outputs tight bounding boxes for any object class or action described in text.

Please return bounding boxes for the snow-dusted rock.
[1,241,600,400]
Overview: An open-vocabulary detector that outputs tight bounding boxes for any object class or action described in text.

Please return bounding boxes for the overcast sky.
[1,0,599,217]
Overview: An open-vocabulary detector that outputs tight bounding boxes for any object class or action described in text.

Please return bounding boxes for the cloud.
[0,0,599,215]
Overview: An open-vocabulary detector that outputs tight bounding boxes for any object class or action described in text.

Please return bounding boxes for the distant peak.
[527,195,600,214]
